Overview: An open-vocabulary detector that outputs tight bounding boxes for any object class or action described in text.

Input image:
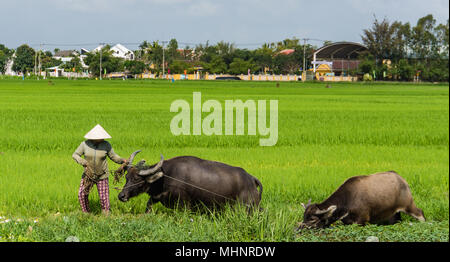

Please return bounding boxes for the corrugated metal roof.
[313,42,367,59]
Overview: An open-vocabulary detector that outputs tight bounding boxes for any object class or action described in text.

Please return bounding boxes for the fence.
[4,71,356,82]
[140,73,357,82]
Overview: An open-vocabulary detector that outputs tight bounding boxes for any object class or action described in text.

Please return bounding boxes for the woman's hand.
[82,162,88,172]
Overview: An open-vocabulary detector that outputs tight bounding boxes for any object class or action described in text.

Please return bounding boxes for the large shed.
[311,42,367,75]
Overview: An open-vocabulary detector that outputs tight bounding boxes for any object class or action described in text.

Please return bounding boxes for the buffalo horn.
[315,205,337,216]
[127,150,142,168]
[139,154,164,176]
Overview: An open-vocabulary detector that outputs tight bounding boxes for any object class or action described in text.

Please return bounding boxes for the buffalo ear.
[145,171,164,184]
[301,198,312,210]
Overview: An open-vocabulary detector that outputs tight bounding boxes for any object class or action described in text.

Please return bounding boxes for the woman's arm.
[108,147,127,165]
[72,142,88,167]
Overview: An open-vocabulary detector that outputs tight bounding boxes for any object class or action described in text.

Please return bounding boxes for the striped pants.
[78,177,110,213]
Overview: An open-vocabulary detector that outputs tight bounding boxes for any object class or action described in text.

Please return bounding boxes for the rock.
[65,236,80,242]
[365,236,379,242]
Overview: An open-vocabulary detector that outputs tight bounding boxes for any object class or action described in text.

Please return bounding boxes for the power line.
[26,37,332,51]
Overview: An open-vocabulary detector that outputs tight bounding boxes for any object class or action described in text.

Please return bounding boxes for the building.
[93,43,134,60]
[53,49,89,71]
[277,49,295,56]
[53,50,78,63]
[110,44,134,60]
[311,42,368,76]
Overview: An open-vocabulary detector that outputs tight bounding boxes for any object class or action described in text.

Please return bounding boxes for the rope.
[113,180,145,191]
[161,174,240,204]
[83,164,99,194]
[112,171,251,207]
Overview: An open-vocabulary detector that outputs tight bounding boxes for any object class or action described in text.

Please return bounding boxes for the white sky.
[0,0,448,50]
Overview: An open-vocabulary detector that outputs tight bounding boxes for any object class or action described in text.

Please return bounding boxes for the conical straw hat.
[84,124,112,139]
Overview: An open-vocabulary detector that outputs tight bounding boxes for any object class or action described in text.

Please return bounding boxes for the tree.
[167,38,179,63]
[274,38,300,51]
[124,60,146,75]
[409,15,448,81]
[390,21,411,63]
[357,52,375,75]
[169,60,190,74]
[410,14,439,60]
[435,19,449,57]
[12,44,35,74]
[135,40,150,61]
[395,59,415,81]
[228,58,258,75]
[253,44,274,74]
[40,51,62,69]
[361,16,398,67]
[146,41,164,73]
[61,55,83,72]
[84,47,124,77]
[215,41,235,65]
[272,46,304,75]
[204,55,227,74]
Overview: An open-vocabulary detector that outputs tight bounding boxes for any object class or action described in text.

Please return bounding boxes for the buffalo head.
[118,151,164,202]
[298,199,337,229]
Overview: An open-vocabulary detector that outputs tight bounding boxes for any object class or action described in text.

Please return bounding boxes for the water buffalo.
[298,171,425,229]
[117,150,263,212]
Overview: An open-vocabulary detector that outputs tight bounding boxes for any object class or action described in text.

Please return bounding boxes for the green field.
[0,79,448,242]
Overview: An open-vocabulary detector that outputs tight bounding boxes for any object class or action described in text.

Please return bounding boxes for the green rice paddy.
[0,79,448,242]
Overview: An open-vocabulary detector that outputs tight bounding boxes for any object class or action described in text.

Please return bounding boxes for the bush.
[363,73,373,81]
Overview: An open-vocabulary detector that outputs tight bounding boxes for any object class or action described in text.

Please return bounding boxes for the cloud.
[0,0,448,49]
[185,1,219,16]
[343,0,449,22]
[48,0,113,13]
[48,0,210,14]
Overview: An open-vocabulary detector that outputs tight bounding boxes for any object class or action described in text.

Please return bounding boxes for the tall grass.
[0,79,448,241]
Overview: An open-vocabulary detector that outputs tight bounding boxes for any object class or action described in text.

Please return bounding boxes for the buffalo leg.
[145,197,159,213]
[346,212,369,226]
[341,212,358,225]
[146,192,171,212]
[387,212,402,225]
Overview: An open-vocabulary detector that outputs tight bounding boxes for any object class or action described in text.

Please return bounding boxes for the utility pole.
[38,43,42,80]
[34,49,37,76]
[99,43,104,80]
[303,38,309,75]
[162,40,167,79]
[301,38,310,81]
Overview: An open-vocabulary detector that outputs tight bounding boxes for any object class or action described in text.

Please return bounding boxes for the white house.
[53,50,78,63]
[92,43,134,60]
[4,55,17,75]
[92,45,104,53]
[80,48,90,55]
[110,44,134,60]
[53,49,89,71]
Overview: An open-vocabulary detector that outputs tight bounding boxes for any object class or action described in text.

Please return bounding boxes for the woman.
[72,124,127,214]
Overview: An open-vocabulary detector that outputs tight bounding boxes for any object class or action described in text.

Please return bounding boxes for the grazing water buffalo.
[298,171,425,229]
[117,151,263,212]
